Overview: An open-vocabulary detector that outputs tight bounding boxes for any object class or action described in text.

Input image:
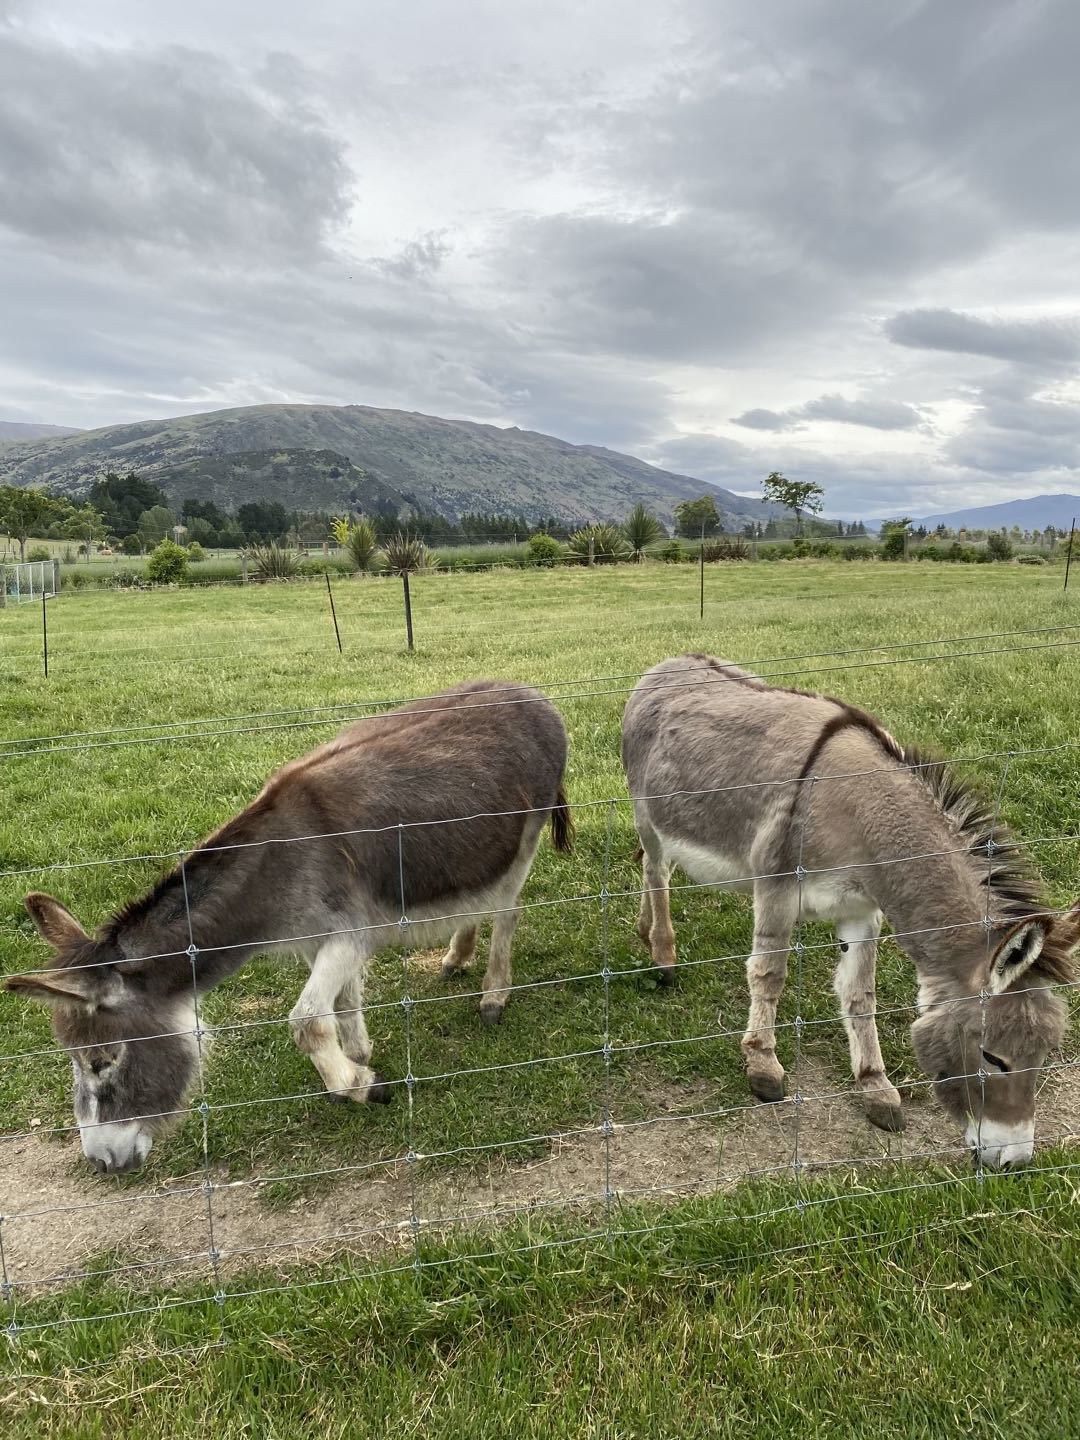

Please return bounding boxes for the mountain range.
[0,421,82,443]
[917,493,1080,532]
[0,403,774,527]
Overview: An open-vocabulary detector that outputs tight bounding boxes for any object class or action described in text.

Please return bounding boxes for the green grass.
[4,1169,1080,1437]
[1,561,1078,1425]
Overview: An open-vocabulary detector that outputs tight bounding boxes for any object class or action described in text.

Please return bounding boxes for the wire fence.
[0,635,1078,1369]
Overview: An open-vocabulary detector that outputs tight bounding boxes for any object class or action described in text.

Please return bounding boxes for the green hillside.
[0,402,770,526]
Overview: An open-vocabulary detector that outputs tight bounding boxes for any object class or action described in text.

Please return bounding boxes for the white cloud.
[1,0,1079,515]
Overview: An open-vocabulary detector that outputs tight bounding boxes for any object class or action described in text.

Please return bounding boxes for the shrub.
[986,531,1014,562]
[62,545,76,564]
[623,503,665,561]
[108,568,143,589]
[701,536,750,561]
[63,569,89,590]
[379,532,439,574]
[879,529,907,561]
[27,545,51,562]
[247,544,299,579]
[145,539,189,584]
[186,541,206,563]
[1018,553,1047,565]
[659,539,686,563]
[120,533,143,556]
[526,532,564,567]
[567,523,632,563]
[842,544,878,561]
[344,519,378,572]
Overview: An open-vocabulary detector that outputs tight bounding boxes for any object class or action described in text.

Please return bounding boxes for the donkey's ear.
[4,967,100,1005]
[987,917,1049,994]
[24,892,89,950]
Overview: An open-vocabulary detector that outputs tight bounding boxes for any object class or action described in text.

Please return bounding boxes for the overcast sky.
[2,0,1079,517]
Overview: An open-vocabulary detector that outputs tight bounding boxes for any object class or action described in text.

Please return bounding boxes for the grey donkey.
[6,681,573,1175]
[622,654,1079,1169]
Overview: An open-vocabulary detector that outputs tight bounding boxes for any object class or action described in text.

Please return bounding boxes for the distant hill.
[154,448,406,516]
[0,402,774,526]
[918,493,1080,532]
[0,421,82,444]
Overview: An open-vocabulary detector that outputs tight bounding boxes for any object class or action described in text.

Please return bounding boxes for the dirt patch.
[3,1061,1080,1304]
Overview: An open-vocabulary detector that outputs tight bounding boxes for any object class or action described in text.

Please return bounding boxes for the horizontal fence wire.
[1,631,1078,1360]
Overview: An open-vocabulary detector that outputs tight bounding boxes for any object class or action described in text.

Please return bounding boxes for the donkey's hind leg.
[478,908,520,1026]
[835,913,903,1132]
[440,924,478,980]
[742,881,797,1102]
[639,831,676,985]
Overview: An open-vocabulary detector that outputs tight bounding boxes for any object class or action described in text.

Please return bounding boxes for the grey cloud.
[730,409,792,433]
[375,233,451,281]
[800,395,922,431]
[885,309,1080,367]
[0,32,350,258]
[733,395,921,432]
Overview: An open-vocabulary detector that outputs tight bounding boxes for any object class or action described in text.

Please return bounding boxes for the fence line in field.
[5,618,1080,753]
[4,630,1080,764]
[1,639,1078,1360]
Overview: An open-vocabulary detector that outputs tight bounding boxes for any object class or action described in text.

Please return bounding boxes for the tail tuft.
[550,785,574,853]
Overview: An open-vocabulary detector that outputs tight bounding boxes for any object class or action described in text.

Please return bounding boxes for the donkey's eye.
[981,1050,1009,1072]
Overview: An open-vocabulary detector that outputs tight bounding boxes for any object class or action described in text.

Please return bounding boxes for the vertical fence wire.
[600,800,616,1239]
[0,1214,14,1349]
[180,852,226,1339]
[398,822,420,1270]
[792,774,816,1218]
[977,754,1014,1190]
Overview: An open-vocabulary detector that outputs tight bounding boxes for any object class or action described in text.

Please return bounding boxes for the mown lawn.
[0,560,1078,1423]
[4,1168,1080,1438]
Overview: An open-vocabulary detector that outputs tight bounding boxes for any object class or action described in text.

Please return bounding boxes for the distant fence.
[0,560,59,606]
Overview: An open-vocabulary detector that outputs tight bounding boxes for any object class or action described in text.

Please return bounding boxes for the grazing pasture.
[1,560,1079,1434]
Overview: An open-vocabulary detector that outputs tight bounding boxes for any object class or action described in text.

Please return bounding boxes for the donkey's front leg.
[478,907,520,1025]
[741,884,797,1102]
[835,914,903,1132]
[290,939,391,1104]
[334,973,372,1066]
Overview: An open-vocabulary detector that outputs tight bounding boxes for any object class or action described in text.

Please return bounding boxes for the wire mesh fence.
[0,634,1078,1370]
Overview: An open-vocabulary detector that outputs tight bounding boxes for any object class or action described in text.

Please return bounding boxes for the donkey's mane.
[103,793,276,941]
[901,743,1074,984]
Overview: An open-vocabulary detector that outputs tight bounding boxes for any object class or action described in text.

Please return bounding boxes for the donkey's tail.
[550,785,575,853]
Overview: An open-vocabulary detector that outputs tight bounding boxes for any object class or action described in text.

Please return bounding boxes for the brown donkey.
[622,654,1079,1169]
[7,681,572,1175]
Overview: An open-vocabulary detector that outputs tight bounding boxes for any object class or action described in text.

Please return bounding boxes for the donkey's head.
[911,907,1079,1169]
[4,893,199,1175]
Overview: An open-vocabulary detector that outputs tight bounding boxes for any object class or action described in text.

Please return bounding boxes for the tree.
[237,501,289,544]
[761,472,824,536]
[623,503,665,560]
[986,531,1014,562]
[89,473,169,538]
[0,486,59,560]
[137,505,177,544]
[674,495,721,538]
[879,517,913,561]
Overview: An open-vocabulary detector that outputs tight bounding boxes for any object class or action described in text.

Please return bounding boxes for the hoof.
[324,1089,351,1105]
[654,964,676,988]
[439,961,460,981]
[864,1098,905,1133]
[479,1001,505,1027]
[366,1073,394,1105]
[748,1072,787,1103]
